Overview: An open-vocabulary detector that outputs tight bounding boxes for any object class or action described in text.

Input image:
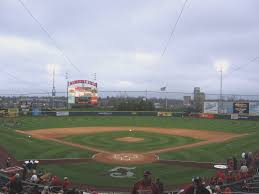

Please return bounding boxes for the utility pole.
[66,72,69,109]
[94,73,97,82]
[51,66,56,109]
[219,66,223,113]
[165,91,168,110]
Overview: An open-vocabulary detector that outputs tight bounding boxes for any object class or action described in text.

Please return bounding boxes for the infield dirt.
[16,127,245,164]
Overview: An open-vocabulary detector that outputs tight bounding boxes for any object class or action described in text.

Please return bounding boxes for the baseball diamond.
[1,116,259,191]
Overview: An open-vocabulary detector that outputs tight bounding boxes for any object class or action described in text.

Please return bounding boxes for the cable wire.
[17,0,81,73]
[160,0,189,57]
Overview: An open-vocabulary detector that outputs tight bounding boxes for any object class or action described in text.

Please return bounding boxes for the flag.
[160,87,166,91]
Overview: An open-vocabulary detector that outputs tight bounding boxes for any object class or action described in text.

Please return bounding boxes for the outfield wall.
[33,111,259,121]
[2,108,259,121]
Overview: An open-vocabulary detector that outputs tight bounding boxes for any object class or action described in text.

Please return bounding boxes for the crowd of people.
[179,151,259,194]
[0,160,98,194]
[130,151,259,194]
[1,151,259,194]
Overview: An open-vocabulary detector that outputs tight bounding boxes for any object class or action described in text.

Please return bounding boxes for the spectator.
[243,152,248,159]
[41,186,49,194]
[31,185,40,194]
[30,170,38,183]
[216,170,225,182]
[63,177,70,191]
[131,170,158,194]
[50,175,62,193]
[217,177,223,186]
[255,153,259,174]
[32,160,39,170]
[241,180,251,192]
[51,175,62,186]
[226,171,234,183]
[22,163,27,180]
[1,186,8,194]
[227,158,233,170]
[240,164,248,178]
[90,188,98,194]
[232,157,238,171]
[206,186,212,194]
[27,160,34,170]
[8,173,23,194]
[6,157,11,168]
[214,185,221,194]
[155,178,164,194]
[224,187,232,194]
[209,177,217,186]
[183,177,210,194]
[246,152,253,168]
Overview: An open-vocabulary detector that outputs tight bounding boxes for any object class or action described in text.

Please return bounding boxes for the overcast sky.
[0,0,259,96]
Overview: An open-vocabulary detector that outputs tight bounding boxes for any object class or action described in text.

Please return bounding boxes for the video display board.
[68,80,98,105]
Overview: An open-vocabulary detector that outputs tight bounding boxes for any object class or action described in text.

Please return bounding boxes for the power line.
[17,0,81,73]
[200,56,259,91]
[227,56,259,75]
[4,70,49,93]
[160,0,189,57]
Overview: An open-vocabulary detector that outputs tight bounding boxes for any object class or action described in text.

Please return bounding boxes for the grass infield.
[60,131,200,152]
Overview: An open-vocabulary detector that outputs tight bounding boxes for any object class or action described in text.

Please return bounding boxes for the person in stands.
[233,156,238,171]
[183,177,210,194]
[255,152,259,174]
[155,178,164,194]
[8,173,23,194]
[63,177,70,192]
[30,170,38,183]
[6,157,11,168]
[131,170,159,194]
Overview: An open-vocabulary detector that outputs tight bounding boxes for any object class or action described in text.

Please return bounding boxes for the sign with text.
[56,111,69,116]
[68,80,98,105]
[157,112,172,117]
[249,102,259,115]
[204,102,218,114]
[233,102,249,114]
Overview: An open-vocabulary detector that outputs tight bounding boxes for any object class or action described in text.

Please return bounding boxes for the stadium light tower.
[214,61,229,113]
[51,66,56,109]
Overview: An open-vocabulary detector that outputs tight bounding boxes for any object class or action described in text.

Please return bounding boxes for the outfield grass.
[0,127,93,160]
[1,116,259,133]
[0,116,258,188]
[41,162,215,188]
[159,131,259,162]
[61,131,200,152]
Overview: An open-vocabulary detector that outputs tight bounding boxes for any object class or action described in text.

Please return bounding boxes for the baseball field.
[1,116,259,190]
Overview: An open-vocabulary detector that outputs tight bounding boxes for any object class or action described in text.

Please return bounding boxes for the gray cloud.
[0,0,258,95]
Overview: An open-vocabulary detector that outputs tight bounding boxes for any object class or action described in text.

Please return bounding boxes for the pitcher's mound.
[93,152,158,164]
[115,137,144,142]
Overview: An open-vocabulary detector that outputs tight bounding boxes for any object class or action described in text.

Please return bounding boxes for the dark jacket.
[184,185,210,194]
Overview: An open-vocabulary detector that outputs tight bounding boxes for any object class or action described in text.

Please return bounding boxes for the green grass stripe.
[60,131,200,152]
[1,116,259,133]
[159,132,259,162]
[0,128,93,160]
[41,162,215,188]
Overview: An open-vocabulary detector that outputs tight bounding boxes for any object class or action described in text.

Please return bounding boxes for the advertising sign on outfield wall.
[231,114,239,120]
[32,108,41,116]
[199,113,215,119]
[0,109,8,117]
[157,112,172,117]
[249,102,259,115]
[56,112,69,116]
[233,102,249,114]
[204,102,218,114]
